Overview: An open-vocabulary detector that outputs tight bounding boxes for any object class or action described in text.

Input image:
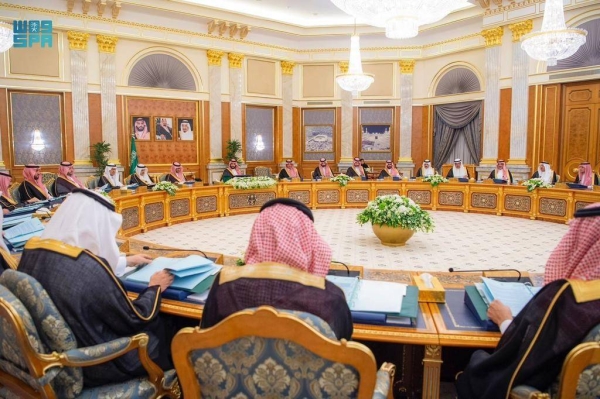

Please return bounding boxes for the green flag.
[129,135,138,175]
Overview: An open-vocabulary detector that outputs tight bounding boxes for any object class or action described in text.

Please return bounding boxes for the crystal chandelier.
[521,0,586,66]
[330,0,461,39]
[336,35,374,97]
[0,22,13,53]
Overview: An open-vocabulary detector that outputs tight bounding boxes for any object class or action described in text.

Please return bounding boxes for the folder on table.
[463,286,498,332]
[121,280,191,300]
[3,218,44,250]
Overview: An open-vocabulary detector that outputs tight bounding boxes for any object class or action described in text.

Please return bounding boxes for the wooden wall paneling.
[63,92,74,162]
[88,93,103,159]
[526,85,538,173]
[411,106,430,175]
[117,95,126,168]
[202,101,211,168]
[352,106,358,164]
[394,105,401,164]
[221,102,231,162]
[275,105,283,165]
[0,88,10,169]
[336,107,342,170]
[498,88,511,162]
[539,85,562,177]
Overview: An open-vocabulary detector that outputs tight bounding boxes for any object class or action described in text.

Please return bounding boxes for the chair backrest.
[149,173,162,184]
[8,183,20,204]
[158,173,168,182]
[441,164,452,177]
[254,166,271,177]
[84,176,97,190]
[557,323,600,398]
[0,248,18,271]
[40,172,56,188]
[441,163,476,179]
[124,175,132,185]
[172,306,379,398]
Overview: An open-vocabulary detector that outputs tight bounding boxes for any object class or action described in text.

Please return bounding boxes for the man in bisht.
[360,158,370,171]
[488,159,513,183]
[201,198,353,340]
[456,203,600,399]
[416,159,435,177]
[530,161,557,184]
[165,162,186,183]
[313,157,334,179]
[278,159,302,180]
[346,157,367,180]
[54,161,86,196]
[445,158,469,179]
[220,159,242,183]
[0,172,18,213]
[98,164,122,188]
[18,164,51,203]
[18,189,177,387]
[155,117,173,140]
[574,161,599,186]
[130,164,155,186]
[378,160,402,180]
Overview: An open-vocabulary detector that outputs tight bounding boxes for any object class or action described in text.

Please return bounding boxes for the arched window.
[548,18,600,71]
[435,67,481,96]
[128,53,196,91]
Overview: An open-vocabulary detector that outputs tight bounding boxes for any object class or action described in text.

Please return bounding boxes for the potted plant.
[225,139,242,162]
[225,176,277,190]
[522,178,553,192]
[356,195,434,246]
[91,141,111,177]
[331,174,354,187]
[423,174,449,187]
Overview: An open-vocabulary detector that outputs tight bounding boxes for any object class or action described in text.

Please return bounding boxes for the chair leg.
[381,362,396,399]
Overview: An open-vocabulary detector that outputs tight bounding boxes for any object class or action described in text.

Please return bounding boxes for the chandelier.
[330,0,461,39]
[0,22,13,53]
[521,0,586,66]
[336,35,374,97]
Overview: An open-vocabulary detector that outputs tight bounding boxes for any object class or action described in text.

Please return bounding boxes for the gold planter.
[371,224,415,247]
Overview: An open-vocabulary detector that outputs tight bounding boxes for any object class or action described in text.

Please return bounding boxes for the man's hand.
[487,300,513,326]
[148,270,174,292]
[27,198,40,203]
[125,253,153,267]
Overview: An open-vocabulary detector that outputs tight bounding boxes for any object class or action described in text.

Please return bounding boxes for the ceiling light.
[31,130,45,152]
[336,34,374,97]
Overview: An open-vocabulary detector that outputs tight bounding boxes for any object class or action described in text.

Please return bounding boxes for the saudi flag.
[129,135,138,175]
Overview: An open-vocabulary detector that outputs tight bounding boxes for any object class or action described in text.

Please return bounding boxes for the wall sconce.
[31,129,45,151]
[254,135,265,151]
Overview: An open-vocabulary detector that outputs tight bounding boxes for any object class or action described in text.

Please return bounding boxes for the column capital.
[508,19,533,42]
[399,59,415,74]
[281,61,295,75]
[481,26,504,47]
[228,52,244,68]
[339,61,349,74]
[67,31,90,51]
[96,35,118,53]
[207,50,224,66]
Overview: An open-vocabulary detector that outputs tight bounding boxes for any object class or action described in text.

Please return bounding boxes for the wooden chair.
[0,270,180,398]
[172,306,395,399]
[0,248,17,271]
[254,166,272,177]
[8,183,20,204]
[84,176,98,190]
[441,163,476,179]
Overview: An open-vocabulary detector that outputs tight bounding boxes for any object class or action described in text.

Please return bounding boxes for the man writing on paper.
[18,189,178,387]
[456,203,600,399]
[201,198,353,340]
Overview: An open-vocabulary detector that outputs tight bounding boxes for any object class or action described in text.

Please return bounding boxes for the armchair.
[172,306,395,398]
[254,166,272,177]
[84,176,97,190]
[0,270,179,398]
[8,183,20,205]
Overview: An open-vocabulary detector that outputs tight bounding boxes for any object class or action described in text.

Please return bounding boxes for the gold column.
[508,19,533,42]
[481,27,504,47]
[281,61,295,75]
[207,50,224,66]
[227,52,244,68]
[96,35,119,164]
[96,34,118,53]
[67,31,90,51]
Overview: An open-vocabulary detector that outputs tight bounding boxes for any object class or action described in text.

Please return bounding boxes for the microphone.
[142,245,211,260]
[331,260,350,276]
[448,267,521,281]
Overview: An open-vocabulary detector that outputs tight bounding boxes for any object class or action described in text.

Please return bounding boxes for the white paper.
[351,280,406,314]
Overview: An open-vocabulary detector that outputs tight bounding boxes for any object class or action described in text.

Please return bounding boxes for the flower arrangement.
[330,174,354,187]
[522,178,553,192]
[97,190,115,205]
[423,174,449,187]
[226,176,277,190]
[356,195,435,233]
[152,181,179,196]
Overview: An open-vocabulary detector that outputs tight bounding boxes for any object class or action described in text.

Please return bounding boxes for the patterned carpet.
[135,209,570,274]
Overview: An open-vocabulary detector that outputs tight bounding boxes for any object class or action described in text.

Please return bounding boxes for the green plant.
[225,139,242,162]
[423,174,449,187]
[91,141,112,177]
[225,176,277,190]
[152,181,179,196]
[357,195,435,233]
[522,178,553,192]
[330,174,354,187]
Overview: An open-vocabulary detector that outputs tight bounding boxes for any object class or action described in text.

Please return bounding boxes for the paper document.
[351,280,407,314]
[4,218,44,241]
[481,277,539,317]
[326,275,360,301]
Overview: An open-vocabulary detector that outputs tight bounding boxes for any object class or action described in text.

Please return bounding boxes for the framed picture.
[304,125,334,152]
[155,117,174,140]
[361,124,391,152]
[176,118,194,141]
[131,116,151,140]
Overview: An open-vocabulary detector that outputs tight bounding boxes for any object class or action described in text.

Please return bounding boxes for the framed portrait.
[361,124,391,152]
[304,125,334,152]
[132,116,151,141]
[154,117,174,141]
[176,118,194,141]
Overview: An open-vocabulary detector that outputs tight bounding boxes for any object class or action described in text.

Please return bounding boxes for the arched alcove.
[434,67,481,96]
[128,53,197,91]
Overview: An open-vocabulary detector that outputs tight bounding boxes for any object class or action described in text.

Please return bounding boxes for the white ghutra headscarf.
[135,164,153,185]
[103,164,122,187]
[537,162,554,184]
[452,159,468,178]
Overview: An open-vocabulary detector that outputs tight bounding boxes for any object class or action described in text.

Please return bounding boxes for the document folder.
[463,286,499,332]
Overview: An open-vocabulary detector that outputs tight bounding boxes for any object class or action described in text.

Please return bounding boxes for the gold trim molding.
[399,60,415,74]
[281,61,295,75]
[96,34,118,53]
[339,61,349,74]
[67,31,90,51]
[508,19,533,42]
[207,50,224,66]
[228,53,244,68]
[481,26,504,47]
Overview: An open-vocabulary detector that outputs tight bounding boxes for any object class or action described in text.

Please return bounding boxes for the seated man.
[346,157,367,180]
[313,158,334,179]
[574,161,599,186]
[54,161,86,196]
[165,161,186,183]
[18,189,176,387]
[130,164,155,186]
[416,159,435,177]
[201,198,353,340]
[220,159,242,183]
[360,158,370,171]
[18,164,52,203]
[279,159,302,180]
[98,164,123,188]
[446,159,470,179]
[488,159,513,183]
[0,172,19,213]
[530,161,557,184]
[378,160,402,180]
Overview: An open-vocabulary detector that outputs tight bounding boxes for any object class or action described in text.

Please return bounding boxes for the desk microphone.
[331,260,350,276]
[448,267,522,281]
[142,245,210,259]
